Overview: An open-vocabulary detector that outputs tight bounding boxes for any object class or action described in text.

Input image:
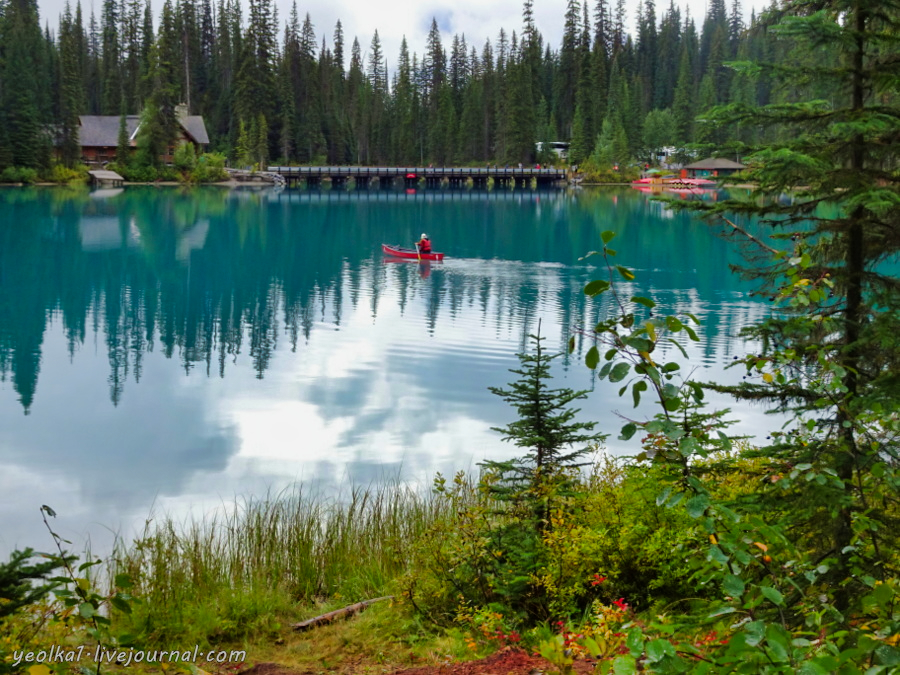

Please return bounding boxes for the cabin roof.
[78,114,209,147]
[683,158,747,170]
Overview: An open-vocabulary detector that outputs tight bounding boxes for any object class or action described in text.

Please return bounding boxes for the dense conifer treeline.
[0,0,798,168]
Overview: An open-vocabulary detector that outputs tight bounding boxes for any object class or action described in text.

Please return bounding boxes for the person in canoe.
[416,233,432,254]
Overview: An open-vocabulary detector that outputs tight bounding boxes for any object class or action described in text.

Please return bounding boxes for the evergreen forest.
[0,0,806,172]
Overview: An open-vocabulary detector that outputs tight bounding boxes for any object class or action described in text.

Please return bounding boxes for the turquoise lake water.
[0,185,778,554]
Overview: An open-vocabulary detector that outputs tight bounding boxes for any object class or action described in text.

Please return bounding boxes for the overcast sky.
[39,0,766,75]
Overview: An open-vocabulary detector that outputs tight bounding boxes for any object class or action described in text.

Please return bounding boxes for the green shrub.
[577,159,639,183]
[0,167,39,184]
[44,164,89,184]
[123,164,158,182]
[173,143,197,172]
[192,153,229,182]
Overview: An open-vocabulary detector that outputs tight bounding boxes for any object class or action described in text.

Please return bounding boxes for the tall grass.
[111,480,462,645]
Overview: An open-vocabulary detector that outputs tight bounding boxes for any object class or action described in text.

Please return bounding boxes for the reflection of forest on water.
[0,186,769,413]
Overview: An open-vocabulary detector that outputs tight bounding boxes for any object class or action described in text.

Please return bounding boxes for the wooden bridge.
[265,165,567,189]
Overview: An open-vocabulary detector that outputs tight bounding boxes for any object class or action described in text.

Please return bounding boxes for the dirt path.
[235,648,598,675]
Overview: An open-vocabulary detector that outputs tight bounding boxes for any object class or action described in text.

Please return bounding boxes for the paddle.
[415,243,421,261]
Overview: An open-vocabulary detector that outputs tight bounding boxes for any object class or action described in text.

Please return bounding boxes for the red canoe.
[382,244,445,261]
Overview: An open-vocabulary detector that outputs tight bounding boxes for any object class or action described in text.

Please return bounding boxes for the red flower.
[591,574,607,586]
[613,598,628,609]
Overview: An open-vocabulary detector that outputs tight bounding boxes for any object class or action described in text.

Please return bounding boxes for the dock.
[88,170,124,187]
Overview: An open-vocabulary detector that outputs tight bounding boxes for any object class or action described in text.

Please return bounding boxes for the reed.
[110,480,460,645]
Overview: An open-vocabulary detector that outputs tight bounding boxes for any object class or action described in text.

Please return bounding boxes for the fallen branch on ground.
[291,596,394,631]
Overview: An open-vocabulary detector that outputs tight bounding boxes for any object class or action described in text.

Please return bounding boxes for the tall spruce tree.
[683,0,900,612]
[1,0,45,167]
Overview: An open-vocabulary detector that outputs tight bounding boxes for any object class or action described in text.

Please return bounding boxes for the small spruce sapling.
[482,323,607,530]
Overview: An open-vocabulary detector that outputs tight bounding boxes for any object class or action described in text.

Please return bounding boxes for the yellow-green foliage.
[577,159,640,183]
[402,458,727,626]
[43,164,89,184]
[193,153,229,183]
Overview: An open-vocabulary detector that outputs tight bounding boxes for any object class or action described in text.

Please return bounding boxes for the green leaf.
[585,279,611,296]
[723,574,745,597]
[626,629,644,657]
[115,574,134,588]
[744,620,765,647]
[620,423,638,440]
[708,545,729,565]
[613,656,637,675]
[111,595,132,614]
[656,486,672,507]
[765,624,790,661]
[679,436,701,457]
[79,602,95,619]
[665,316,683,332]
[586,346,600,369]
[582,636,602,657]
[708,605,738,618]
[616,265,635,281]
[876,645,900,666]
[609,362,630,383]
[41,505,57,517]
[631,295,656,309]
[666,491,685,508]
[601,230,616,244]
[632,380,648,407]
[568,336,575,353]
[686,493,710,518]
[760,586,784,606]
[667,338,689,358]
[646,639,676,662]
[872,580,894,609]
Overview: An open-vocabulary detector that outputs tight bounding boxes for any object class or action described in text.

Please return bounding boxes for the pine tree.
[567,103,591,164]
[100,0,122,113]
[115,111,130,165]
[482,328,606,531]
[59,1,86,167]
[424,18,445,109]
[682,0,900,611]
[671,43,694,143]
[1,0,45,168]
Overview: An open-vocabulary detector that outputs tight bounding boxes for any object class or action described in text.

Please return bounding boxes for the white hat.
[421,233,429,239]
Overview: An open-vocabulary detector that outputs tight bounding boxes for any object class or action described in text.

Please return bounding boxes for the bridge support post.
[379,176,394,189]
[331,177,346,188]
[404,176,418,188]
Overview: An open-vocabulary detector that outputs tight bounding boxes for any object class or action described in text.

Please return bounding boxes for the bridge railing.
[266,166,567,177]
